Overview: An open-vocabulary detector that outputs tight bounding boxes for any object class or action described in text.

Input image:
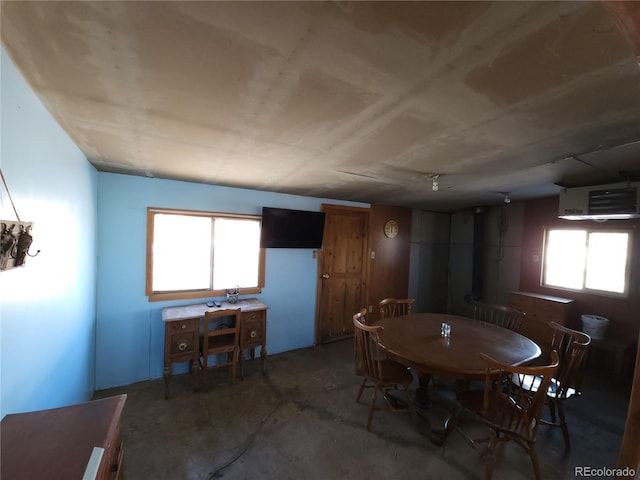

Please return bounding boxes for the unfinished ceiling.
[2,1,640,211]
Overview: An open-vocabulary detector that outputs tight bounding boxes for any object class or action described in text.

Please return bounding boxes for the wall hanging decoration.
[0,168,39,271]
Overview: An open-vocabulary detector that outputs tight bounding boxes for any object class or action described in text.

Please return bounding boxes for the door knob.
[322,273,330,279]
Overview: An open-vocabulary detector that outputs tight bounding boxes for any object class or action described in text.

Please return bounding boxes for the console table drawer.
[169,319,197,333]
[241,311,265,347]
[169,331,197,356]
[242,309,265,323]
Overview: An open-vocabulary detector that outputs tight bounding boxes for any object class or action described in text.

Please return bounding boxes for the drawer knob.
[178,342,188,351]
[250,330,257,338]
[181,324,186,329]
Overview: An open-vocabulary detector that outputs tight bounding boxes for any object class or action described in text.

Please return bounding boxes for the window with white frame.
[146,208,264,301]
[543,227,631,295]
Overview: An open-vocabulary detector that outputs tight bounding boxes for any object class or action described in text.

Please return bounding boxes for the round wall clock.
[383,219,399,238]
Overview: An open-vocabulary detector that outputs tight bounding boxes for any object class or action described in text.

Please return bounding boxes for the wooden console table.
[1,395,126,480]
[510,291,575,351]
[162,298,268,398]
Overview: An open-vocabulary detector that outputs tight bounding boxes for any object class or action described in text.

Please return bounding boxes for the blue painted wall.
[0,47,98,418]
[96,172,367,389]
[0,46,369,402]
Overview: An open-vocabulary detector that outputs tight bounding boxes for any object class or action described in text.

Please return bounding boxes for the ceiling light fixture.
[430,174,440,192]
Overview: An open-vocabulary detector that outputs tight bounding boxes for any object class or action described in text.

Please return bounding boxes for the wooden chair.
[353,312,417,431]
[471,300,526,333]
[456,351,560,480]
[353,306,369,326]
[199,308,241,388]
[353,308,369,378]
[516,321,591,450]
[379,298,415,319]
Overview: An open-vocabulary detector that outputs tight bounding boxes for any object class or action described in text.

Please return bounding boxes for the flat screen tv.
[260,207,326,248]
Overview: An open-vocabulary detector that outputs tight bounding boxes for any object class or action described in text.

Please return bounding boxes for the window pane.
[153,214,212,291]
[545,230,587,289]
[213,218,260,289]
[585,232,628,293]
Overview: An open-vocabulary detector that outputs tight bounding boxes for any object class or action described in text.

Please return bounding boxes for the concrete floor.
[95,339,630,480]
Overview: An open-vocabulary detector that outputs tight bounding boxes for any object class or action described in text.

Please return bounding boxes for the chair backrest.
[471,301,525,332]
[353,313,385,380]
[353,307,368,325]
[353,308,368,375]
[548,321,591,398]
[379,298,415,319]
[481,350,560,441]
[203,308,241,354]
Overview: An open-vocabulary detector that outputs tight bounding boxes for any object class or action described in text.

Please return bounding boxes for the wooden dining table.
[376,312,542,444]
[376,312,541,380]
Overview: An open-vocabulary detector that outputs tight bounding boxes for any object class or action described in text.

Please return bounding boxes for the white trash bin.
[581,314,609,340]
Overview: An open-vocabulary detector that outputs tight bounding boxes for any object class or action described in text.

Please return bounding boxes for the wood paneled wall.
[519,196,640,339]
[366,205,412,323]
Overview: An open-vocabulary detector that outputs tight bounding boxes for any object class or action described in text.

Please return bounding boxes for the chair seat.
[547,379,578,399]
[513,373,579,399]
[379,359,412,385]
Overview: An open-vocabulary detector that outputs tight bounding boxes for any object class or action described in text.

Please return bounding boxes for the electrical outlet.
[368,305,373,313]
[370,251,375,259]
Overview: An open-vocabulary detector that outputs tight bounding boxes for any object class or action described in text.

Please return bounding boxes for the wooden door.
[316,205,369,343]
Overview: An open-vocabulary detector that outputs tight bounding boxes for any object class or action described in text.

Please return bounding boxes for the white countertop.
[162,298,268,322]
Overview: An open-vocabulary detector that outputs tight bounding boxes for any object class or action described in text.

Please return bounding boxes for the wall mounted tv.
[260,207,326,248]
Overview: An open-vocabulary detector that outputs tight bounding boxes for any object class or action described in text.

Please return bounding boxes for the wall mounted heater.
[558,181,640,220]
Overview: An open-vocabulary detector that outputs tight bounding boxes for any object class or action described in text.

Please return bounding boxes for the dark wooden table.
[377,313,541,380]
[1,395,127,480]
[376,313,541,444]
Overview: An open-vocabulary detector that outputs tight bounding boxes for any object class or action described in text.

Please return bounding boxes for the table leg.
[260,345,267,374]
[163,367,171,399]
[190,358,200,390]
[416,373,432,408]
[413,373,462,446]
[429,404,461,446]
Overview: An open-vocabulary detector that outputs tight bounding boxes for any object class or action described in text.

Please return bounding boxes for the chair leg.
[367,386,379,431]
[356,377,368,403]
[556,400,571,450]
[528,441,542,480]
[229,352,236,385]
[484,429,497,480]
